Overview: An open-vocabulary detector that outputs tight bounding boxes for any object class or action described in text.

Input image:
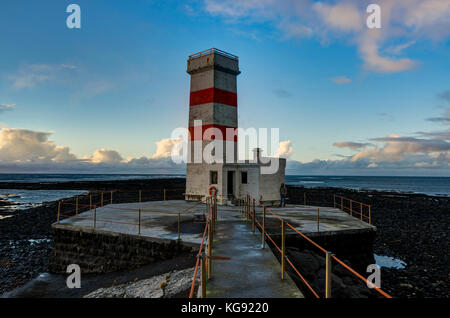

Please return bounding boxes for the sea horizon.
[0,173,449,197]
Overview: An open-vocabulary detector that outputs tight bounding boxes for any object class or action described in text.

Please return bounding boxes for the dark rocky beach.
[0,178,448,298]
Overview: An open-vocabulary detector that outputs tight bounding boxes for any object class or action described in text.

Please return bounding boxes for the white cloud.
[0,128,77,162]
[277,140,294,158]
[87,149,124,163]
[152,138,183,159]
[0,104,16,113]
[404,0,450,36]
[330,76,352,84]
[350,134,450,162]
[313,2,362,32]
[0,128,186,173]
[358,30,417,73]
[201,0,450,73]
[8,64,77,89]
[386,40,416,55]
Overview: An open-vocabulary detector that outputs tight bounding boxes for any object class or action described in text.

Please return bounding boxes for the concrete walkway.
[205,213,304,298]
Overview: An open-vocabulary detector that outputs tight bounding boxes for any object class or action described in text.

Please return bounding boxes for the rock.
[84,267,198,298]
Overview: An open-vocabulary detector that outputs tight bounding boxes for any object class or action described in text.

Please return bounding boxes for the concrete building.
[185,49,286,205]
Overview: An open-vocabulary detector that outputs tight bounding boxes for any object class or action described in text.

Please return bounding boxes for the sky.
[0,0,449,175]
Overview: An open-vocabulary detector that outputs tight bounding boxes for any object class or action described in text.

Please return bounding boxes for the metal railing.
[334,195,371,224]
[189,48,239,61]
[244,194,391,298]
[298,192,372,224]
[56,188,189,237]
[189,196,217,298]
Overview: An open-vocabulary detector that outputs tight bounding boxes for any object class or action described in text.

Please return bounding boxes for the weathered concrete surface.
[57,200,209,244]
[56,201,374,243]
[84,267,198,298]
[52,201,375,284]
[205,214,304,298]
[261,204,375,235]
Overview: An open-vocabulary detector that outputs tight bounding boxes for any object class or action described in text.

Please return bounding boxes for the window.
[241,171,248,184]
[210,171,218,185]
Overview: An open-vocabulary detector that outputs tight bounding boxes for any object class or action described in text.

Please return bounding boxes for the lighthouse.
[185,49,286,205]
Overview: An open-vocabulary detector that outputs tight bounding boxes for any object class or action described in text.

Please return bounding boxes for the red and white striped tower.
[185,49,240,201]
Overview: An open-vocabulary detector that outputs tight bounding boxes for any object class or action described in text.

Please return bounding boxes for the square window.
[241,171,248,184]
[210,171,218,185]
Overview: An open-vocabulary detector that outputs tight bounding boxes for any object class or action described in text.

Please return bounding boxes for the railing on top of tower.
[189,48,239,61]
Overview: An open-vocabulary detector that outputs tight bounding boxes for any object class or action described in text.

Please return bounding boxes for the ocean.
[0,174,448,212]
[284,175,450,197]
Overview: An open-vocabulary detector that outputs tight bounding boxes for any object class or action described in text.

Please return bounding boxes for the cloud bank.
[0,127,184,174]
[0,124,448,175]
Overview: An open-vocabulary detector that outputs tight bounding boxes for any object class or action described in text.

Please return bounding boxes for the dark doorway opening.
[227,171,234,197]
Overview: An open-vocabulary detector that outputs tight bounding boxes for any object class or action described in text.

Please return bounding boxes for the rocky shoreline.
[0,179,448,298]
[286,186,449,298]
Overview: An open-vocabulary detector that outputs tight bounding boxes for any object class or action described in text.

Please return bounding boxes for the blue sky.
[0,0,449,175]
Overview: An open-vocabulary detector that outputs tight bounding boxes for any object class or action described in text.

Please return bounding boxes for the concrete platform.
[57,201,375,244]
[58,200,211,245]
[206,216,304,298]
[55,200,375,297]
[262,205,376,237]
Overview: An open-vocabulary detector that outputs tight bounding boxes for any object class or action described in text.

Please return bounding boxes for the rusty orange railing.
[299,192,372,224]
[245,194,390,298]
[189,196,216,298]
[334,195,371,224]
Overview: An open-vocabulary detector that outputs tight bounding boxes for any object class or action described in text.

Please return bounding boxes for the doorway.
[227,171,234,198]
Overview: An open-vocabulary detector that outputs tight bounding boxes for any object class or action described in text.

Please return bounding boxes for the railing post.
[164,189,166,201]
[333,195,336,208]
[110,191,113,204]
[200,252,207,298]
[178,212,181,240]
[341,196,343,210]
[369,205,372,224]
[207,223,212,280]
[94,206,97,230]
[360,202,363,221]
[252,198,256,233]
[210,203,214,244]
[214,196,217,222]
[281,220,285,280]
[138,208,141,235]
[350,200,353,216]
[317,208,320,233]
[246,196,249,221]
[304,193,306,205]
[57,201,61,223]
[139,190,142,203]
[89,194,92,210]
[101,192,104,207]
[325,251,332,298]
[75,197,78,216]
[262,207,266,248]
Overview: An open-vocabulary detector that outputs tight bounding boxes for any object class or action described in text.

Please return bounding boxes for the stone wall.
[286,229,377,273]
[48,225,197,274]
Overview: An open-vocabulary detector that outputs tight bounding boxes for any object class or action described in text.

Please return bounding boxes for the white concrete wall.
[189,103,237,127]
[236,166,259,199]
[186,163,225,203]
[258,158,286,202]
